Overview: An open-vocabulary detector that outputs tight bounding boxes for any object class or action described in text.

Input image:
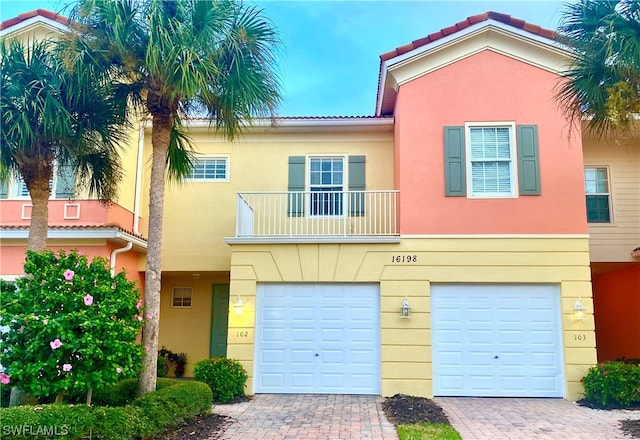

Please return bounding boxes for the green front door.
[209,284,229,358]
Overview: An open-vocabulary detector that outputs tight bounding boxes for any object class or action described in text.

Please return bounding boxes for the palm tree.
[556,0,640,137]
[66,0,282,395]
[1,36,128,407]
[0,37,128,252]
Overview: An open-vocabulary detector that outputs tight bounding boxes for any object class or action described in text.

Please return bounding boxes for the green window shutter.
[288,156,305,217]
[0,181,8,199]
[348,155,366,216]
[444,126,466,196]
[55,165,76,199]
[517,125,541,195]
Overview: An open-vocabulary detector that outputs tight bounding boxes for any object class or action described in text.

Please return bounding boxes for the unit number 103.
[391,255,418,263]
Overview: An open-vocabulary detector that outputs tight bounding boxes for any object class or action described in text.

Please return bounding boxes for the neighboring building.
[1,9,637,401]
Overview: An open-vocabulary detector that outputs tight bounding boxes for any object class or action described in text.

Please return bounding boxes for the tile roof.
[1,224,147,241]
[379,11,557,62]
[0,9,68,31]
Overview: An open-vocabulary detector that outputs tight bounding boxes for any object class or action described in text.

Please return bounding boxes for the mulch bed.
[577,399,640,439]
[381,394,451,425]
[151,413,230,440]
[621,420,640,438]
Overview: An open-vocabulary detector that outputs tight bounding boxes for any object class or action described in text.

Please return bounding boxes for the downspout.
[110,123,146,276]
[110,241,133,276]
[133,122,145,236]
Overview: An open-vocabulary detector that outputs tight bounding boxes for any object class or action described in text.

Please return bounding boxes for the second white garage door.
[254,283,380,394]
[431,284,564,397]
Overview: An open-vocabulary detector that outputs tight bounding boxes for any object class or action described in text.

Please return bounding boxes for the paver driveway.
[213,394,640,440]
[436,397,640,439]
[213,394,398,440]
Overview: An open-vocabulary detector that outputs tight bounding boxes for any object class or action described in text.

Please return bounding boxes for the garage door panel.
[255,283,380,394]
[262,328,286,342]
[260,373,285,389]
[432,284,564,397]
[291,373,314,388]
[291,349,315,364]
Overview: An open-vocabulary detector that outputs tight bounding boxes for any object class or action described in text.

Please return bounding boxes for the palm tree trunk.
[10,178,51,406]
[138,112,172,396]
[27,179,51,252]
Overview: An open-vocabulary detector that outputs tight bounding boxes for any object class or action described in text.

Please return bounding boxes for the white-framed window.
[465,122,518,198]
[308,156,345,216]
[6,162,74,200]
[171,287,192,308]
[187,157,229,181]
[584,167,612,223]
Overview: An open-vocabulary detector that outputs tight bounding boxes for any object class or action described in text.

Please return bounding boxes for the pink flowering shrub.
[0,250,144,404]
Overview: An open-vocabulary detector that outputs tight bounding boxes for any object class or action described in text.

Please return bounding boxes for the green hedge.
[582,361,640,408]
[194,357,247,403]
[91,377,178,407]
[0,380,212,439]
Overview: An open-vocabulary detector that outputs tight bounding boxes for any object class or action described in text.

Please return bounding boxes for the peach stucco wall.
[0,200,142,233]
[1,242,144,291]
[593,264,640,361]
[394,50,588,235]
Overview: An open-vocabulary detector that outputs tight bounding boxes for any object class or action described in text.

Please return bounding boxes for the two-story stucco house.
[1,9,637,402]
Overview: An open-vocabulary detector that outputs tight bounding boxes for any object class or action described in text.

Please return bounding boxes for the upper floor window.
[444,124,540,198]
[171,287,192,308]
[187,157,228,181]
[584,167,611,223]
[309,156,344,216]
[0,164,76,200]
[466,124,517,198]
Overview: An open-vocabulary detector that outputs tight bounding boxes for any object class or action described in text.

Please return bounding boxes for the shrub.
[0,250,144,404]
[91,377,179,407]
[132,380,212,437]
[0,380,211,439]
[582,361,640,407]
[194,357,247,402]
[157,354,168,377]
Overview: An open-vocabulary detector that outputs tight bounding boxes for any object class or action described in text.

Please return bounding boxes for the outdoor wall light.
[400,296,411,318]
[573,297,586,321]
[234,294,244,316]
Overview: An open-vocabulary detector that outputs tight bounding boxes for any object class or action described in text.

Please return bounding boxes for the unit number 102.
[391,255,417,263]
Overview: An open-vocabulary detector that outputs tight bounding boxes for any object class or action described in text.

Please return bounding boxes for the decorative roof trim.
[0,9,69,36]
[0,225,147,249]
[375,12,567,116]
[379,11,557,62]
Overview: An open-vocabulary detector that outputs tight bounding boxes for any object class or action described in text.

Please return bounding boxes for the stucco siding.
[393,49,587,235]
[158,128,394,272]
[583,133,640,262]
[227,237,595,400]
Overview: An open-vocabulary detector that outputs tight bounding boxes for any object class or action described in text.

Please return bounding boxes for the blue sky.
[0,0,570,117]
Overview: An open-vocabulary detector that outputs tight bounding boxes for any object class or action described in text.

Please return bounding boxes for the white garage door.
[431,284,564,397]
[254,283,380,394]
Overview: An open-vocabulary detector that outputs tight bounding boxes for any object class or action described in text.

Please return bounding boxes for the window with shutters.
[584,167,611,223]
[308,156,345,216]
[466,123,517,198]
[186,157,228,181]
[171,287,193,308]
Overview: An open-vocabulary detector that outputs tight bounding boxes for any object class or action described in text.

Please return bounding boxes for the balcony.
[232,190,399,242]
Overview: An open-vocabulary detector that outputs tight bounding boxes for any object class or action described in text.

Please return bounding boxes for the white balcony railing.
[235,190,399,238]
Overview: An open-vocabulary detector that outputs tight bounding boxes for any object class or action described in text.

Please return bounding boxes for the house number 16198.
[391,255,418,263]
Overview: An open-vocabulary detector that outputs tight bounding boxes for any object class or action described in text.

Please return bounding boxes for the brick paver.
[435,397,640,440]
[212,394,399,440]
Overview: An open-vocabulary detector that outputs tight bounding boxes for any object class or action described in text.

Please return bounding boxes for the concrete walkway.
[435,397,640,439]
[213,394,399,440]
